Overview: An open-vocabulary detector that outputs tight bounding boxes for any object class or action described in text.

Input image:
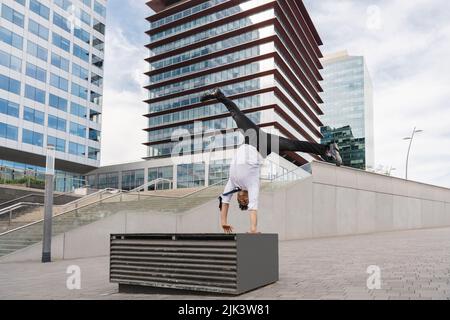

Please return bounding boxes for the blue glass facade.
[320,51,374,169]
[0,0,107,191]
[0,158,85,191]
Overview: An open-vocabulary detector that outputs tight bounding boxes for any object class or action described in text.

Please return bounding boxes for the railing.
[0,202,43,226]
[0,189,77,210]
[130,178,173,192]
[131,179,227,199]
[0,179,175,237]
[0,167,309,238]
[56,188,119,211]
[269,162,313,182]
[0,188,118,234]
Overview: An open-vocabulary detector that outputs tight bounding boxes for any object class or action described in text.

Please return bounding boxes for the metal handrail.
[0,188,115,223]
[58,188,118,209]
[0,202,43,217]
[0,189,76,209]
[0,180,174,237]
[0,170,299,238]
[130,179,228,200]
[129,178,173,192]
[265,162,313,182]
[0,202,43,227]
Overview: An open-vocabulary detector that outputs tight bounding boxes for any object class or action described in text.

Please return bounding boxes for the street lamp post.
[403,127,423,180]
[42,145,55,263]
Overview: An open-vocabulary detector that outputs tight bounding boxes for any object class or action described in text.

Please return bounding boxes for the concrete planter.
[110,233,279,295]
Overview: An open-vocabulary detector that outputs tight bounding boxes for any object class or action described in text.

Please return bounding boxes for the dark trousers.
[217,95,328,159]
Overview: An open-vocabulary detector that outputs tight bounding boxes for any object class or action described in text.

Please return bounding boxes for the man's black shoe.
[329,143,342,167]
[200,88,225,102]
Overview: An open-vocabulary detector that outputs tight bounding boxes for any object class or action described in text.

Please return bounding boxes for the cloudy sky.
[101,0,450,188]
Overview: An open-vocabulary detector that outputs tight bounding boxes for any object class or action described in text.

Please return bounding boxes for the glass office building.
[319,51,374,169]
[0,0,106,191]
[320,125,366,170]
[132,0,327,189]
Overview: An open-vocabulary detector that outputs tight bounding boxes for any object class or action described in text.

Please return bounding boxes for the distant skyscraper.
[0,0,107,191]
[320,51,374,169]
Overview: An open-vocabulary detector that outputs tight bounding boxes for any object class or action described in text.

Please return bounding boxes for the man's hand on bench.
[222,225,234,234]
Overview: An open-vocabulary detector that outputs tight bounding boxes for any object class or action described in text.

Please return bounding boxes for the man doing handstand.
[201,88,342,234]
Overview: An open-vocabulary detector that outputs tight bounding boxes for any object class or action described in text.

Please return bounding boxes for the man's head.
[237,190,249,211]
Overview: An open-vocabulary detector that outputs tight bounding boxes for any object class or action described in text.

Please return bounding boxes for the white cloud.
[101,1,450,188]
[100,23,148,166]
[304,0,450,188]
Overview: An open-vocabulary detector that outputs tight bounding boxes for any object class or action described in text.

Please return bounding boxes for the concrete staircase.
[0,184,227,258]
[0,206,44,233]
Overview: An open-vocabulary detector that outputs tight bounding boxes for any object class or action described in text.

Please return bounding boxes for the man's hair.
[237,190,249,211]
[239,203,248,211]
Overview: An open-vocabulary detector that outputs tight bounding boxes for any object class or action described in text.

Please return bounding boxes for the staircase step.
[0,187,222,258]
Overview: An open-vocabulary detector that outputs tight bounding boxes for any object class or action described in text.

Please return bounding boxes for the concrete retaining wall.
[2,162,450,263]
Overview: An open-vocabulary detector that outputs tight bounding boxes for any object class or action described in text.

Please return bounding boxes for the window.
[0,98,19,118]
[0,74,21,95]
[71,83,88,99]
[0,26,23,49]
[53,12,70,33]
[77,9,91,26]
[70,122,86,138]
[90,91,102,105]
[89,109,101,123]
[52,33,70,52]
[74,27,90,44]
[0,49,22,72]
[81,0,92,8]
[25,85,46,103]
[26,63,47,82]
[51,53,69,72]
[70,102,87,118]
[23,106,44,125]
[15,0,26,6]
[69,142,85,156]
[48,114,67,132]
[93,19,105,35]
[98,172,118,189]
[94,1,106,18]
[209,160,231,185]
[47,136,65,152]
[73,44,89,62]
[28,19,49,40]
[1,4,25,27]
[92,54,103,69]
[148,166,173,190]
[92,36,104,52]
[177,163,205,188]
[91,73,102,86]
[122,169,145,191]
[0,122,18,141]
[88,147,100,160]
[22,129,43,147]
[48,94,68,112]
[72,63,88,80]
[27,41,47,61]
[29,0,50,20]
[54,0,72,11]
[88,128,100,141]
[50,73,69,91]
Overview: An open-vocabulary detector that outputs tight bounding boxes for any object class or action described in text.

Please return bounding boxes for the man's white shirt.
[221,144,263,210]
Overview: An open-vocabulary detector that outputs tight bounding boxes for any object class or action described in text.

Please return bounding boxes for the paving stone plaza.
[1,227,449,300]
